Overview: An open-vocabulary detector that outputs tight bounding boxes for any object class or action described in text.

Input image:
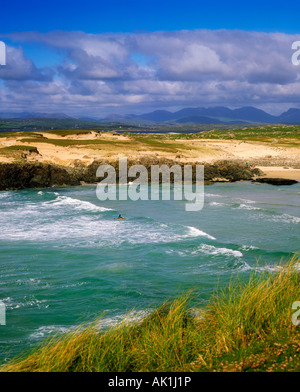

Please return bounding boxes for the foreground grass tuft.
[2,257,300,372]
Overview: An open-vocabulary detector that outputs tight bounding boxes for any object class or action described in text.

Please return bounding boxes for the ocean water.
[0,182,299,361]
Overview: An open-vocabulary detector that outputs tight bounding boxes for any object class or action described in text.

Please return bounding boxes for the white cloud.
[1,29,300,116]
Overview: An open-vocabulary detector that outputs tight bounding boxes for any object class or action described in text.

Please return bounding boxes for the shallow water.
[0,182,299,361]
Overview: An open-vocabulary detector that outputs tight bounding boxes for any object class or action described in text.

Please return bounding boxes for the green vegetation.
[0,118,98,131]
[17,135,189,154]
[1,124,299,164]
[196,125,300,145]
[123,135,188,153]
[0,145,39,160]
[46,129,98,137]
[0,118,146,132]
[1,145,39,153]
[154,123,254,132]
[2,257,300,372]
[120,124,300,145]
[0,117,299,144]
[1,122,300,144]
[19,137,127,147]
[0,131,44,138]
[0,117,255,133]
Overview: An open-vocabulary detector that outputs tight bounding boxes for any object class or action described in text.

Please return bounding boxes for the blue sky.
[2,0,300,34]
[0,1,300,116]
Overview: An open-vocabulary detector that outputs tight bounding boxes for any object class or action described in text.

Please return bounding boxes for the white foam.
[253,261,300,273]
[240,245,259,251]
[0,213,219,245]
[254,265,284,273]
[208,201,225,207]
[267,213,300,224]
[29,325,70,340]
[236,198,257,204]
[197,244,243,257]
[48,196,112,212]
[237,261,252,272]
[95,309,151,331]
[3,296,48,310]
[186,226,216,240]
[28,309,152,341]
[165,249,187,257]
[237,204,261,211]
[280,214,300,224]
[0,192,10,199]
[205,193,222,198]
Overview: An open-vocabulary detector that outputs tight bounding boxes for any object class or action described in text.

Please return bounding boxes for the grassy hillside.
[2,257,300,372]
[0,118,262,133]
[0,118,144,132]
[196,125,300,145]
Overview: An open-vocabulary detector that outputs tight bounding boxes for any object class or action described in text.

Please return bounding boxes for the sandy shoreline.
[256,167,300,181]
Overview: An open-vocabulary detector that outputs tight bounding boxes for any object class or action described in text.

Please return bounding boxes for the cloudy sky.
[1,0,300,117]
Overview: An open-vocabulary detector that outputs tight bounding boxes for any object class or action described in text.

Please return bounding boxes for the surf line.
[96,157,204,212]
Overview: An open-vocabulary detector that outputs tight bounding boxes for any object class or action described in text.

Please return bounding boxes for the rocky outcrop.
[202,160,262,182]
[0,159,263,191]
[252,177,298,186]
[74,158,261,184]
[0,163,80,191]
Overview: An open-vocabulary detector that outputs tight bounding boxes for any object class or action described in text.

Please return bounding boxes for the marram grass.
[2,257,300,372]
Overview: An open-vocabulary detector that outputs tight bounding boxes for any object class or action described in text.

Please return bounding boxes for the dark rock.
[202,160,263,182]
[0,163,80,191]
[0,159,266,191]
[252,177,298,186]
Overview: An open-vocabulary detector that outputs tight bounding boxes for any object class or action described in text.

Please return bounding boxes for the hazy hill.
[2,106,300,126]
[100,106,300,124]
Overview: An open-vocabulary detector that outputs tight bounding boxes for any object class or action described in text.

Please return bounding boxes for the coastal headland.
[0,124,299,190]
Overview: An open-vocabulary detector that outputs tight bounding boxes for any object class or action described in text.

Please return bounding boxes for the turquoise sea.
[0,182,299,362]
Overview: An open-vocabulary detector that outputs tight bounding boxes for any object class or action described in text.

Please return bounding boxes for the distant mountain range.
[1,106,300,125]
[99,106,300,125]
[0,112,72,120]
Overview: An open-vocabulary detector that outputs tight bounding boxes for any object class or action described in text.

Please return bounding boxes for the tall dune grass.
[2,257,300,372]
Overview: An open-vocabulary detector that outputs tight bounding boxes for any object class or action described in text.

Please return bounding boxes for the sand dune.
[0,131,299,180]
